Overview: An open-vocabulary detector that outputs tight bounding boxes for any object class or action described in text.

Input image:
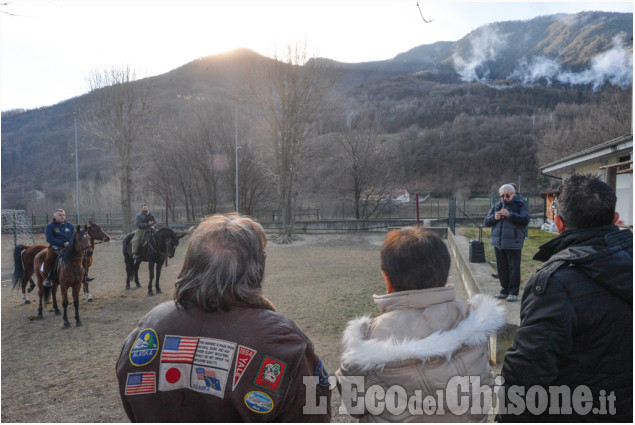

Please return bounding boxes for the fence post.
[13,211,17,246]
[415,193,420,224]
[448,199,456,235]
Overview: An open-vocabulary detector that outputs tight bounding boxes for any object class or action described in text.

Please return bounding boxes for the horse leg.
[28,277,36,293]
[21,275,30,304]
[147,261,155,296]
[83,274,93,302]
[61,287,70,329]
[52,283,61,315]
[37,285,44,319]
[135,260,142,288]
[124,254,132,289]
[73,284,82,327]
[21,268,31,304]
[34,267,45,318]
[155,263,163,294]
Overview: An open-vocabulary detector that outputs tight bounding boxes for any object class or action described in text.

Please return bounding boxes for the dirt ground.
[1,231,467,423]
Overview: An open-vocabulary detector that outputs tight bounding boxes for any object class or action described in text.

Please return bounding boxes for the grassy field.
[459,226,557,291]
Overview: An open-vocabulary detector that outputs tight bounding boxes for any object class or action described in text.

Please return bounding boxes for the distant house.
[391,189,410,204]
[540,134,633,227]
[360,188,411,204]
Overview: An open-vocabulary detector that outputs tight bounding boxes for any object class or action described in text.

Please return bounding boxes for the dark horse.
[82,220,111,302]
[12,243,48,304]
[123,228,185,295]
[33,229,93,328]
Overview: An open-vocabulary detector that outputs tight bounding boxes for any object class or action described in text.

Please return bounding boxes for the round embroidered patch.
[129,328,159,366]
[244,391,274,414]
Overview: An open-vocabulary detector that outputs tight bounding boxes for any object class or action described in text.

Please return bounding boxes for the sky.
[0,1,632,112]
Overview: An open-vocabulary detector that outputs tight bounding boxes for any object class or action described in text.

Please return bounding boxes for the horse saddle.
[130,228,155,256]
[140,229,154,249]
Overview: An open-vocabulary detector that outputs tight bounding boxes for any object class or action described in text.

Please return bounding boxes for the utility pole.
[234,96,239,213]
[73,110,80,224]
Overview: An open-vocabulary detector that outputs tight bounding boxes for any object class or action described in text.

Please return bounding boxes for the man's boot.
[43,268,53,288]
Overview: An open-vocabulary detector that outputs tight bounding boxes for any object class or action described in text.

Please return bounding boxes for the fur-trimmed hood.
[340,293,505,372]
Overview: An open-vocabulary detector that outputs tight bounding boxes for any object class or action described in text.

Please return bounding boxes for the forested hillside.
[1,11,632,220]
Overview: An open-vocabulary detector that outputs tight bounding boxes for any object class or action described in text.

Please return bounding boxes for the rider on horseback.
[42,209,75,288]
[131,203,155,260]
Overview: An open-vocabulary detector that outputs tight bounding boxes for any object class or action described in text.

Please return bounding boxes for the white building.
[540,134,633,227]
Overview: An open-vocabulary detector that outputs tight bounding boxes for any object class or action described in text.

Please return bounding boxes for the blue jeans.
[494,247,522,296]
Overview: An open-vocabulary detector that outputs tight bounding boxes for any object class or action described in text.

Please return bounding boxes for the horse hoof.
[148,291,154,296]
[86,277,95,282]
[37,314,43,320]
[136,284,141,288]
[87,298,94,302]
[156,288,162,294]
[55,310,61,316]
[126,285,131,290]
[76,322,83,327]
[63,322,71,329]
[24,300,31,304]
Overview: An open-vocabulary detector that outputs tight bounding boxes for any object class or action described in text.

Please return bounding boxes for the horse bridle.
[63,234,92,271]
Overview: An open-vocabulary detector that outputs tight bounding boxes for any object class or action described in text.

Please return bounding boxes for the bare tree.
[82,65,153,232]
[336,115,384,219]
[536,87,632,165]
[249,41,337,243]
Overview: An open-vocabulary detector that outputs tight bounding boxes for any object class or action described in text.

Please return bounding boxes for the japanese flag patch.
[253,355,287,392]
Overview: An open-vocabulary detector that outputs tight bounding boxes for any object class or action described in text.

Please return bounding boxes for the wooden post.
[416,193,420,225]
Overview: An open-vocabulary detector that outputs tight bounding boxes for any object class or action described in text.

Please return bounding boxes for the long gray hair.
[174,213,267,312]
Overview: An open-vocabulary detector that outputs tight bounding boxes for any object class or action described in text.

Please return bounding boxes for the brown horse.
[34,229,93,328]
[12,244,48,304]
[82,220,111,302]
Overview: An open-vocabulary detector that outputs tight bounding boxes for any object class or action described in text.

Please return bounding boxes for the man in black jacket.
[498,174,632,422]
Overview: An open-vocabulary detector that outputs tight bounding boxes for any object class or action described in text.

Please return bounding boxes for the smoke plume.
[508,35,633,90]
[452,27,507,83]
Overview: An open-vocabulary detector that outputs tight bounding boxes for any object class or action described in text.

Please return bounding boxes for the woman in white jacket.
[336,227,505,422]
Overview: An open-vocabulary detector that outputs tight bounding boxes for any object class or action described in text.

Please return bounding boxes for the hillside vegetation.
[1,11,632,219]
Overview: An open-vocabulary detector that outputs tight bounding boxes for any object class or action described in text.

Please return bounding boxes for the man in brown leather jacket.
[116,214,331,422]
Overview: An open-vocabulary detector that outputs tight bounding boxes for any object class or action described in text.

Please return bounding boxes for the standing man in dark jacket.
[484,184,530,302]
[42,208,75,287]
[131,203,155,259]
[116,213,331,422]
[498,174,632,422]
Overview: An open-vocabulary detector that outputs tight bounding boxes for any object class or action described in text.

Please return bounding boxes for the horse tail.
[44,286,51,303]
[12,245,27,290]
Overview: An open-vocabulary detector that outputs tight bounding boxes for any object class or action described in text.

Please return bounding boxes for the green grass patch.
[458,226,557,289]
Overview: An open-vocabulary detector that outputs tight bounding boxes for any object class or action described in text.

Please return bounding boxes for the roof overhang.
[540,134,633,175]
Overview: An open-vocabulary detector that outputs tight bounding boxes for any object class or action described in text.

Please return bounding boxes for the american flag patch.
[161,336,198,363]
[125,372,156,395]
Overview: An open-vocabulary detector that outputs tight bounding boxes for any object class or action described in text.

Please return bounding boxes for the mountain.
[320,11,632,90]
[1,11,632,209]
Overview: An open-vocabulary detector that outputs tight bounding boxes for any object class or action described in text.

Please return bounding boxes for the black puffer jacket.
[484,195,530,250]
[499,226,633,422]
